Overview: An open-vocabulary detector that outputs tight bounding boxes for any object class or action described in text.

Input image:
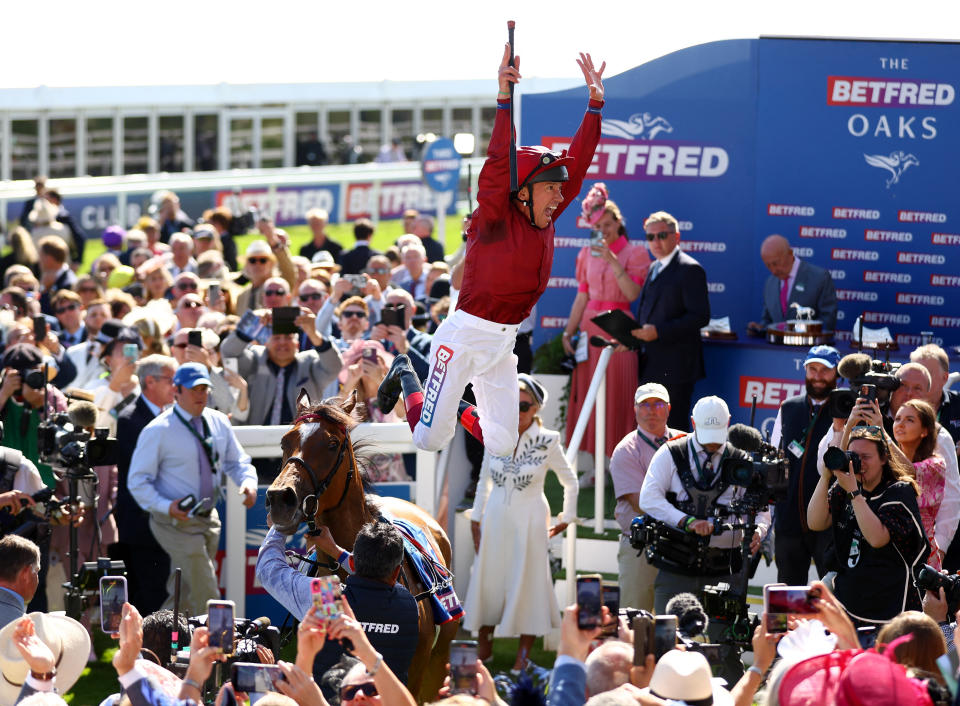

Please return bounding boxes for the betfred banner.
[344,181,455,220]
[522,40,758,349]
[755,38,960,346]
[522,37,960,357]
[215,185,339,226]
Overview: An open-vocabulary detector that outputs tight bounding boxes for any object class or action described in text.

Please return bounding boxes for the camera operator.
[807,424,928,626]
[639,396,769,612]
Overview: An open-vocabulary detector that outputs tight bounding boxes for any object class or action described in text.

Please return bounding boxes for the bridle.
[282,412,355,537]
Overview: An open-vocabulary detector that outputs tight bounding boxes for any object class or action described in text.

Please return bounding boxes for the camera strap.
[173,409,217,474]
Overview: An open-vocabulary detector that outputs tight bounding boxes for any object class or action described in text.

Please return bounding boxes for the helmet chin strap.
[517,186,538,228]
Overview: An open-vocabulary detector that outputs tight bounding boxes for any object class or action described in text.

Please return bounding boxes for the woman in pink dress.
[563,185,650,460]
[893,398,945,568]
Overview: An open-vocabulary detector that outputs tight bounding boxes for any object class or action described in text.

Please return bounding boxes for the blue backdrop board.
[520,37,959,423]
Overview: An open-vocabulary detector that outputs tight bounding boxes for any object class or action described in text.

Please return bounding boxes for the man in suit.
[392,242,430,302]
[0,536,41,629]
[769,345,840,584]
[340,219,381,275]
[64,301,112,390]
[220,310,343,427]
[750,234,837,331]
[631,211,710,431]
[37,236,77,316]
[112,354,177,615]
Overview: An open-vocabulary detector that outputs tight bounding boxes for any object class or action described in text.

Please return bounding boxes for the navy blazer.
[339,244,381,275]
[634,250,711,386]
[115,397,163,547]
[546,661,587,706]
[760,259,838,330]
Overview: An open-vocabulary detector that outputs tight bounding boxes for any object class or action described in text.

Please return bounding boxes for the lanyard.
[689,439,726,483]
[173,408,217,473]
[636,429,664,452]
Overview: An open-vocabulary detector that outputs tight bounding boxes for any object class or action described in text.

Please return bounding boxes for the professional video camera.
[229,207,260,237]
[38,412,117,471]
[827,353,902,417]
[722,424,789,511]
[915,564,960,617]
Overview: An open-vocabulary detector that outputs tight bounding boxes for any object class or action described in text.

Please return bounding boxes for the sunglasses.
[180,301,202,309]
[341,310,367,319]
[645,230,675,241]
[341,683,378,701]
[172,342,190,349]
[638,400,668,410]
[248,257,270,265]
[176,282,198,290]
[299,292,325,301]
[519,401,536,412]
[78,287,99,294]
[852,425,884,438]
[366,267,390,275]
[55,303,79,314]
[264,289,288,297]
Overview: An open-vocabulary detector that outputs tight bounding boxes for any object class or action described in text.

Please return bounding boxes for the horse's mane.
[301,397,378,499]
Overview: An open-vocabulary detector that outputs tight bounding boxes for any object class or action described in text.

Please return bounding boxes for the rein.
[284,412,355,537]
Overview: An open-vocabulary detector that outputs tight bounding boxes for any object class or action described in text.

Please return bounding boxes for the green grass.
[77,215,468,275]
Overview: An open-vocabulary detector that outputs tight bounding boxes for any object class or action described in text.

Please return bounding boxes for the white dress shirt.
[128,403,257,515]
[639,435,770,548]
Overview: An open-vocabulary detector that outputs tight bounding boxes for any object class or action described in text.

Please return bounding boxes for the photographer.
[639,396,769,612]
[0,344,68,479]
[367,289,431,382]
[807,425,928,626]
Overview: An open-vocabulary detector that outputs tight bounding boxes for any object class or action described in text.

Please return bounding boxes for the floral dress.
[915,454,946,569]
[464,422,578,636]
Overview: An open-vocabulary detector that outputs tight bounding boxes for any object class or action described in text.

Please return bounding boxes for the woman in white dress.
[465,374,579,671]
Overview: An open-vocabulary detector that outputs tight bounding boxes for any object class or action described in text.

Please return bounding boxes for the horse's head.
[266,389,360,534]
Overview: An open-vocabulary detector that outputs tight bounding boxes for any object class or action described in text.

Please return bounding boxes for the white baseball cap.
[635,382,670,405]
[692,396,730,445]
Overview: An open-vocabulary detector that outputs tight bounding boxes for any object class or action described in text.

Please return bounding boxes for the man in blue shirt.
[128,362,258,614]
[0,536,41,629]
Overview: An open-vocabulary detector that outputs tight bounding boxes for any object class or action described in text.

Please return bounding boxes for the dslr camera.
[915,564,960,616]
[823,446,861,475]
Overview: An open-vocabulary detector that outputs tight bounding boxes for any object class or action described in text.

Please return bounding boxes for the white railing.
[224,422,437,616]
[561,344,614,602]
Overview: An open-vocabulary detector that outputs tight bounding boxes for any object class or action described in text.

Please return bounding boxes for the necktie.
[648,261,661,282]
[780,279,790,316]
[655,436,668,447]
[702,455,715,483]
[191,416,214,502]
[270,368,286,425]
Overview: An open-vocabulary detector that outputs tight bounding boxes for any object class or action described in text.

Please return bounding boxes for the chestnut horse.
[265,390,459,702]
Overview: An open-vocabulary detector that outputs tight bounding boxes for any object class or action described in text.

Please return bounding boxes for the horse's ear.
[342,389,358,416]
[296,388,312,414]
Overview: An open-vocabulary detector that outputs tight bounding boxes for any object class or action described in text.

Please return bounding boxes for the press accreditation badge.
[788,440,804,458]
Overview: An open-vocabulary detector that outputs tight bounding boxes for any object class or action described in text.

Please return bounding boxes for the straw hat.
[0,612,91,706]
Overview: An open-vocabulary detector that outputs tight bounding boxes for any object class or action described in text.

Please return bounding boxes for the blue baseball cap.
[803,345,840,369]
[173,362,212,389]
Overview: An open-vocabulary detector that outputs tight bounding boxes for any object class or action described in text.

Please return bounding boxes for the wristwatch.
[847,487,862,500]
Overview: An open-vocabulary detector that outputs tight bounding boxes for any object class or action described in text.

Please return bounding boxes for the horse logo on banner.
[602,112,674,140]
[864,151,919,188]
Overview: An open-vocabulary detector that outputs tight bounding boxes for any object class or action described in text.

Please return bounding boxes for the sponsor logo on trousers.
[421,346,454,427]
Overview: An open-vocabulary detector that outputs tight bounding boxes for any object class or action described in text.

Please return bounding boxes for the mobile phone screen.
[449,640,478,695]
[653,616,678,659]
[765,586,818,633]
[600,585,620,637]
[311,576,343,619]
[187,330,203,348]
[576,575,603,630]
[207,600,235,654]
[33,316,47,339]
[231,663,282,693]
[271,306,300,335]
[100,576,127,633]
